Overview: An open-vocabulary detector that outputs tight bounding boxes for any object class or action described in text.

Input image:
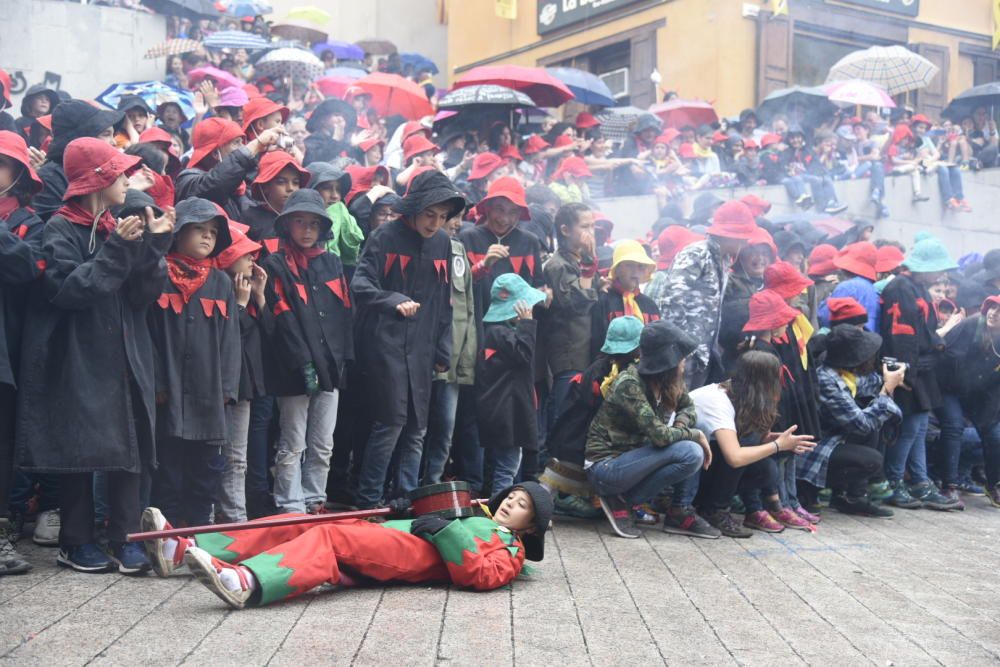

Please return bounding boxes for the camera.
[277,135,295,150]
[883,357,905,372]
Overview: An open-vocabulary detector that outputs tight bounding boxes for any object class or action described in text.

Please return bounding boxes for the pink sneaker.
[794,506,821,524]
[774,507,813,531]
[743,510,784,533]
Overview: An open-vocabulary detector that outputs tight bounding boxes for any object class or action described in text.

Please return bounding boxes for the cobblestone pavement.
[2,498,999,666]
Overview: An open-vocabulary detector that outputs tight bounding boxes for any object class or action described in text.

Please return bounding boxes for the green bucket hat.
[483,273,546,323]
[600,315,643,355]
[903,238,958,273]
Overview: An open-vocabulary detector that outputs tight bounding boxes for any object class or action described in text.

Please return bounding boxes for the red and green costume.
[193,515,526,605]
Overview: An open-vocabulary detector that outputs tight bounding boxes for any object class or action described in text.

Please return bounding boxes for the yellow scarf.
[791,313,814,370]
[837,370,858,397]
[692,142,714,159]
[600,362,621,398]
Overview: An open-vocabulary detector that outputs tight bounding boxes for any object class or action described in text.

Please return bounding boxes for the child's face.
[30,94,50,117]
[789,135,804,149]
[739,245,771,278]
[177,220,218,259]
[651,143,668,159]
[483,197,521,237]
[160,104,182,128]
[97,126,116,147]
[262,166,302,212]
[315,181,341,206]
[226,254,254,279]
[561,210,595,254]
[286,213,322,249]
[371,203,393,230]
[695,133,712,148]
[412,202,450,239]
[493,488,535,533]
[101,173,130,207]
[255,110,284,134]
[0,155,21,192]
[928,281,947,304]
[613,260,646,291]
[127,109,149,133]
[444,214,463,238]
[365,145,383,165]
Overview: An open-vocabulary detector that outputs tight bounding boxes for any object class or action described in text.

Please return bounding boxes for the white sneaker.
[33,509,60,547]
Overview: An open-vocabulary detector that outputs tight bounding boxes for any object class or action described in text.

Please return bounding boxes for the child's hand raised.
[115,215,144,241]
[234,273,252,308]
[514,300,533,320]
[145,206,175,234]
[249,263,268,307]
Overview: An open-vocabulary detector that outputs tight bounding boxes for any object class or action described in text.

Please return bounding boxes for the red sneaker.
[743,510,784,533]
[947,197,962,210]
[959,199,972,212]
[773,507,813,531]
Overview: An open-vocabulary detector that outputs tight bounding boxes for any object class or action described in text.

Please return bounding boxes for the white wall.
[1,0,166,107]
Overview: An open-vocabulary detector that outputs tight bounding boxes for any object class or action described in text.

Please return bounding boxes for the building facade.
[447,0,995,118]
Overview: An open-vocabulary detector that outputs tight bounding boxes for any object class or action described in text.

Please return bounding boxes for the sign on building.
[834,0,920,17]
[536,0,646,35]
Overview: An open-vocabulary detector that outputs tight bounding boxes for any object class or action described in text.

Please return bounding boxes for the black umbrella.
[756,85,836,128]
[942,82,1000,120]
[141,0,220,19]
[438,84,535,110]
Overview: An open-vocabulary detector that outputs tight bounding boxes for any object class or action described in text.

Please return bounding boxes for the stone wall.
[594,169,1000,257]
[1,0,166,107]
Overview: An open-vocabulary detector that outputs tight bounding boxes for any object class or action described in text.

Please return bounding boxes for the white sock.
[219,565,256,593]
[162,537,179,561]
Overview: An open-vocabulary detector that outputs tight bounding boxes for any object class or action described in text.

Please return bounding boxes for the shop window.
[792,34,861,87]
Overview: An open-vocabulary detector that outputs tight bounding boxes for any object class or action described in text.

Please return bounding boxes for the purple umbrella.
[312,40,364,61]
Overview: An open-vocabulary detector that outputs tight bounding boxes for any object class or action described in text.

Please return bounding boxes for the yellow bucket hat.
[610,240,655,279]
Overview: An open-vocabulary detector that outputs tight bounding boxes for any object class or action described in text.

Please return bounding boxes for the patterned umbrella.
[255,47,324,81]
[546,67,616,107]
[144,38,202,59]
[96,81,195,119]
[438,84,534,109]
[270,22,327,45]
[217,0,271,17]
[355,72,433,120]
[826,45,939,96]
[203,30,269,50]
[823,80,896,108]
[595,106,645,144]
[312,41,364,61]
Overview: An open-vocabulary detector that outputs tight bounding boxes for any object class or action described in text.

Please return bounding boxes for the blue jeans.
[782,176,808,200]
[247,396,275,496]
[936,165,965,200]
[490,447,523,494]
[548,370,579,432]
[803,174,840,208]
[451,385,484,494]
[587,441,703,506]
[423,381,460,485]
[854,161,886,198]
[936,394,1000,487]
[356,419,426,507]
[885,411,930,484]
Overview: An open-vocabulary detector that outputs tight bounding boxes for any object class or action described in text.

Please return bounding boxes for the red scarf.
[284,242,325,278]
[147,172,176,211]
[55,200,117,238]
[166,252,213,303]
[0,196,18,221]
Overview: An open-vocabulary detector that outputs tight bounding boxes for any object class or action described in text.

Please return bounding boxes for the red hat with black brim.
[478,176,530,221]
[827,296,868,326]
[763,260,814,299]
[743,289,801,332]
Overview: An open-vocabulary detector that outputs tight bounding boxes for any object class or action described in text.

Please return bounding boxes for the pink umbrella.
[453,65,574,107]
[315,75,357,99]
[822,79,896,108]
[188,66,243,92]
[648,99,719,129]
[355,72,434,120]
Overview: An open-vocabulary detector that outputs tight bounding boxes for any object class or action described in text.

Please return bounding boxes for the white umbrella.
[826,45,938,96]
[255,47,324,81]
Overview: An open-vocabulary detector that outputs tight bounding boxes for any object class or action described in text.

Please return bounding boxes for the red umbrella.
[648,99,719,129]
[453,65,574,107]
[355,72,434,120]
[315,75,357,99]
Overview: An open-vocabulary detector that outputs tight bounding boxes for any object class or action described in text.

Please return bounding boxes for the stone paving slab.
[1,498,999,666]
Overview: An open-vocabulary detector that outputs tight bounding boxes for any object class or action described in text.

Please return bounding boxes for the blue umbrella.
[218,0,271,17]
[323,66,367,79]
[96,81,195,120]
[545,67,616,107]
[203,30,269,50]
[400,52,439,75]
[312,40,364,61]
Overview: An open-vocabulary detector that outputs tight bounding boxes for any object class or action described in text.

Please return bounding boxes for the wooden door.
[914,43,949,119]
[629,30,656,108]
[757,13,793,105]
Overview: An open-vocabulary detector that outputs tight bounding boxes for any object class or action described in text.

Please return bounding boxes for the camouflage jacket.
[658,239,731,372]
[585,365,701,462]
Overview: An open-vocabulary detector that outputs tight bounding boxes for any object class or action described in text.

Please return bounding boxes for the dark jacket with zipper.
[262,248,353,396]
[16,216,171,472]
[175,147,256,223]
[476,320,538,452]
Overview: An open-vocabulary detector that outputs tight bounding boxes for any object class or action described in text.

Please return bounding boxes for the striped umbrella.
[826,45,939,96]
[203,30,269,50]
[595,106,645,144]
[255,47,324,81]
[144,38,201,59]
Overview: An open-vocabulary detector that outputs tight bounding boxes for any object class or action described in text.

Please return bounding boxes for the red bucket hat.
[827,296,868,325]
[740,193,771,217]
[743,139,759,150]
[763,260,814,299]
[499,144,523,162]
[760,133,781,148]
[575,112,600,129]
[252,151,311,187]
[706,201,757,240]
[359,136,385,153]
[478,176,530,221]
[746,225,778,257]
[62,137,141,200]
[241,97,289,136]
[807,243,838,277]
[0,131,43,193]
[189,118,244,170]
[551,155,593,181]
[521,135,550,155]
[875,245,905,273]
[215,224,262,271]
[911,114,933,128]
[469,152,506,180]
[344,164,390,205]
[833,241,878,281]
[744,289,801,332]
[552,134,574,148]
[656,225,703,270]
[403,134,438,165]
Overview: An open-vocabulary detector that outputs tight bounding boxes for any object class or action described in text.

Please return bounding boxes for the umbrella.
[286,5,331,25]
[648,99,718,128]
[270,22,328,45]
[255,47,325,82]
[355,72,433,120]
[942,82,1000,120]
[546,67,616,107]
[826,45,938,96]
[595,105,645,143]
[203,30,269,50]
[756,85,835,124]
[312,41,365,61]
[438,84,534,110]
[356,39,397,56]
[453,65,574,107]
[144,38,202,59]
[217,0,271,17]
[400,53,439,76]
[96,81,195,119]
[823,79,896,108]
[141,0,219,19]
[188,65,244,91]
[315,75,357,98]
[324,66,367,79]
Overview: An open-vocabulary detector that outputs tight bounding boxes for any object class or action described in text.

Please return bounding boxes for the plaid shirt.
[796,366,901,488]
